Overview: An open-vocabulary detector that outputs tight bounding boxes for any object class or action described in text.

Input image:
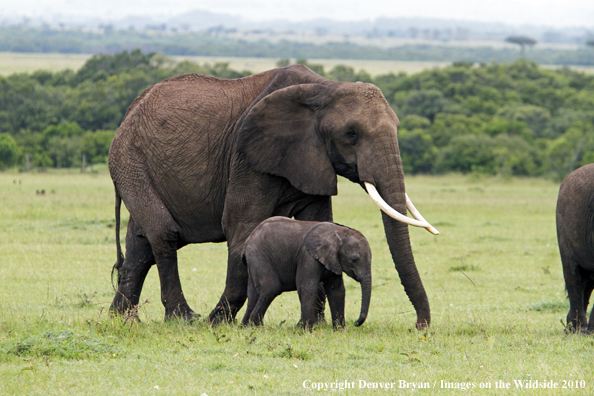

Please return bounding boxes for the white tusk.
[406,193,440,235]
[364,182,439,235]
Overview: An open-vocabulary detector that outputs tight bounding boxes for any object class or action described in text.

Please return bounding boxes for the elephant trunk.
[355,273,372,326]
[382,205,431,329]
[359,136,431,329]
[379,168,431,329]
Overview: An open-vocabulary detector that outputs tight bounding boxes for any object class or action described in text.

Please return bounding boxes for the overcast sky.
[2,0,593,28]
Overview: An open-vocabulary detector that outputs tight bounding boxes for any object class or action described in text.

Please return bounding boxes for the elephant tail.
[111,190,124,291]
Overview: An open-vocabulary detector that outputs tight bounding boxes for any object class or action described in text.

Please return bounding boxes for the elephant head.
[237,76,438,329]
[304,223,372,326]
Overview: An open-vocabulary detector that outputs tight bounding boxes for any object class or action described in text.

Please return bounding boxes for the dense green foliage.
[376,61,594,179]
[2,26,594,65]
[2,50,593,180]
[0,50,253,169]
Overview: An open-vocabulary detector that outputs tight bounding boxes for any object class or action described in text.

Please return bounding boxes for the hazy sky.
[2,0,593,28]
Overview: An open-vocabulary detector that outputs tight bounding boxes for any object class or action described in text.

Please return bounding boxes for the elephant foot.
[165,303,198,322]
[242,319,263,328]
[566,315,588,334]
[316,311,326,324]
[415,320,430,331]
[333,320,346,329]
[208,307,235,324]
[109,292,136,317]
[208,300,243,324]
[569,322,592,334]
[109,304,124,318]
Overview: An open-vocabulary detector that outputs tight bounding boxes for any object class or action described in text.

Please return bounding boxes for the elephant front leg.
[324,276,346,328]
[209,241,249,323]
[298,279,324,330]
[295,196,333,323]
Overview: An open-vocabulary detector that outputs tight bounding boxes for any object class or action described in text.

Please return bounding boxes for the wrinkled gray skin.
[242,217,372,329]
[109,64,430,329]
[556,163,594,333]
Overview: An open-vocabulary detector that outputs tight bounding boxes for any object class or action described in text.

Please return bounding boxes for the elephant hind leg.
[242,276,258,326]
[247,289,280,326]
[149,225,196,321]
[558,223,589,332]
[127,190,195,320]
[246,268,282,326]
[110,218,155,315]
[563,261,589,332]
[584,279,594,334]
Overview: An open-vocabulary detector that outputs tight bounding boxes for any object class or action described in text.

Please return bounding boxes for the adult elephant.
[556,163,594,333]
[109,65,438,329]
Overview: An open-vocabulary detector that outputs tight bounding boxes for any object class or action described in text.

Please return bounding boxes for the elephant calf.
[557,163,594,333]
[242,217,372,329]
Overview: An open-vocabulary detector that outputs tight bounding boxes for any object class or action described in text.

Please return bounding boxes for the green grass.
[0,169,592,395]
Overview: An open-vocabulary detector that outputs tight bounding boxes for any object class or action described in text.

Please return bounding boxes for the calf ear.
[304,223,343,275]
[236,83,337,196]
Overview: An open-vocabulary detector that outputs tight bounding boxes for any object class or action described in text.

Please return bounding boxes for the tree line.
[2,26,594,65]
[1,50,593,181]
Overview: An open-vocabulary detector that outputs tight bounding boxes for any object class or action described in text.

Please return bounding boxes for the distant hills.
[1,8,592,46]
[1,8,593,65]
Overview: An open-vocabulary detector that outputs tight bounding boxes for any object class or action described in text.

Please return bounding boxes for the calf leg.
[248,291,280,326]
[242,276,258,326]
[295,197,333,323]
[298,279,324,330]
[324,276,346,328]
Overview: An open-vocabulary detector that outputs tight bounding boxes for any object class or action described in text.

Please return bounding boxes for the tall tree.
[505,35,537,57]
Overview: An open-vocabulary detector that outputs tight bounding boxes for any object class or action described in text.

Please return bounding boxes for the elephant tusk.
[364,182,439,235]
[405,193,440,235]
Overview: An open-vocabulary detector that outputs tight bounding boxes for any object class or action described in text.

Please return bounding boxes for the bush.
[0,133,21,169]
[81,130,116,164]
[436,134,542,176]
[1,51,593,178]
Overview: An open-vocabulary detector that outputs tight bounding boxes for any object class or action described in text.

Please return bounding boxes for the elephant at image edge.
[556,163,594,333]
[242,217,372,329]
[108,64,438,328]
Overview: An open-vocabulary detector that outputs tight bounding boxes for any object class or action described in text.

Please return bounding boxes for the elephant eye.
[345,129,359,145]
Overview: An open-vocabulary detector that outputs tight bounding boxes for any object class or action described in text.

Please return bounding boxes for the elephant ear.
[304,223,343,275]
[236,83,337,196]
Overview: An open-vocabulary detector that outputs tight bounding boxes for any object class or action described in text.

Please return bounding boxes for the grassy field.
[2,51,594,77]
[0,52,91,76]
[0,169,592,395]
[0,51,448,76]
[178,56,451,76]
